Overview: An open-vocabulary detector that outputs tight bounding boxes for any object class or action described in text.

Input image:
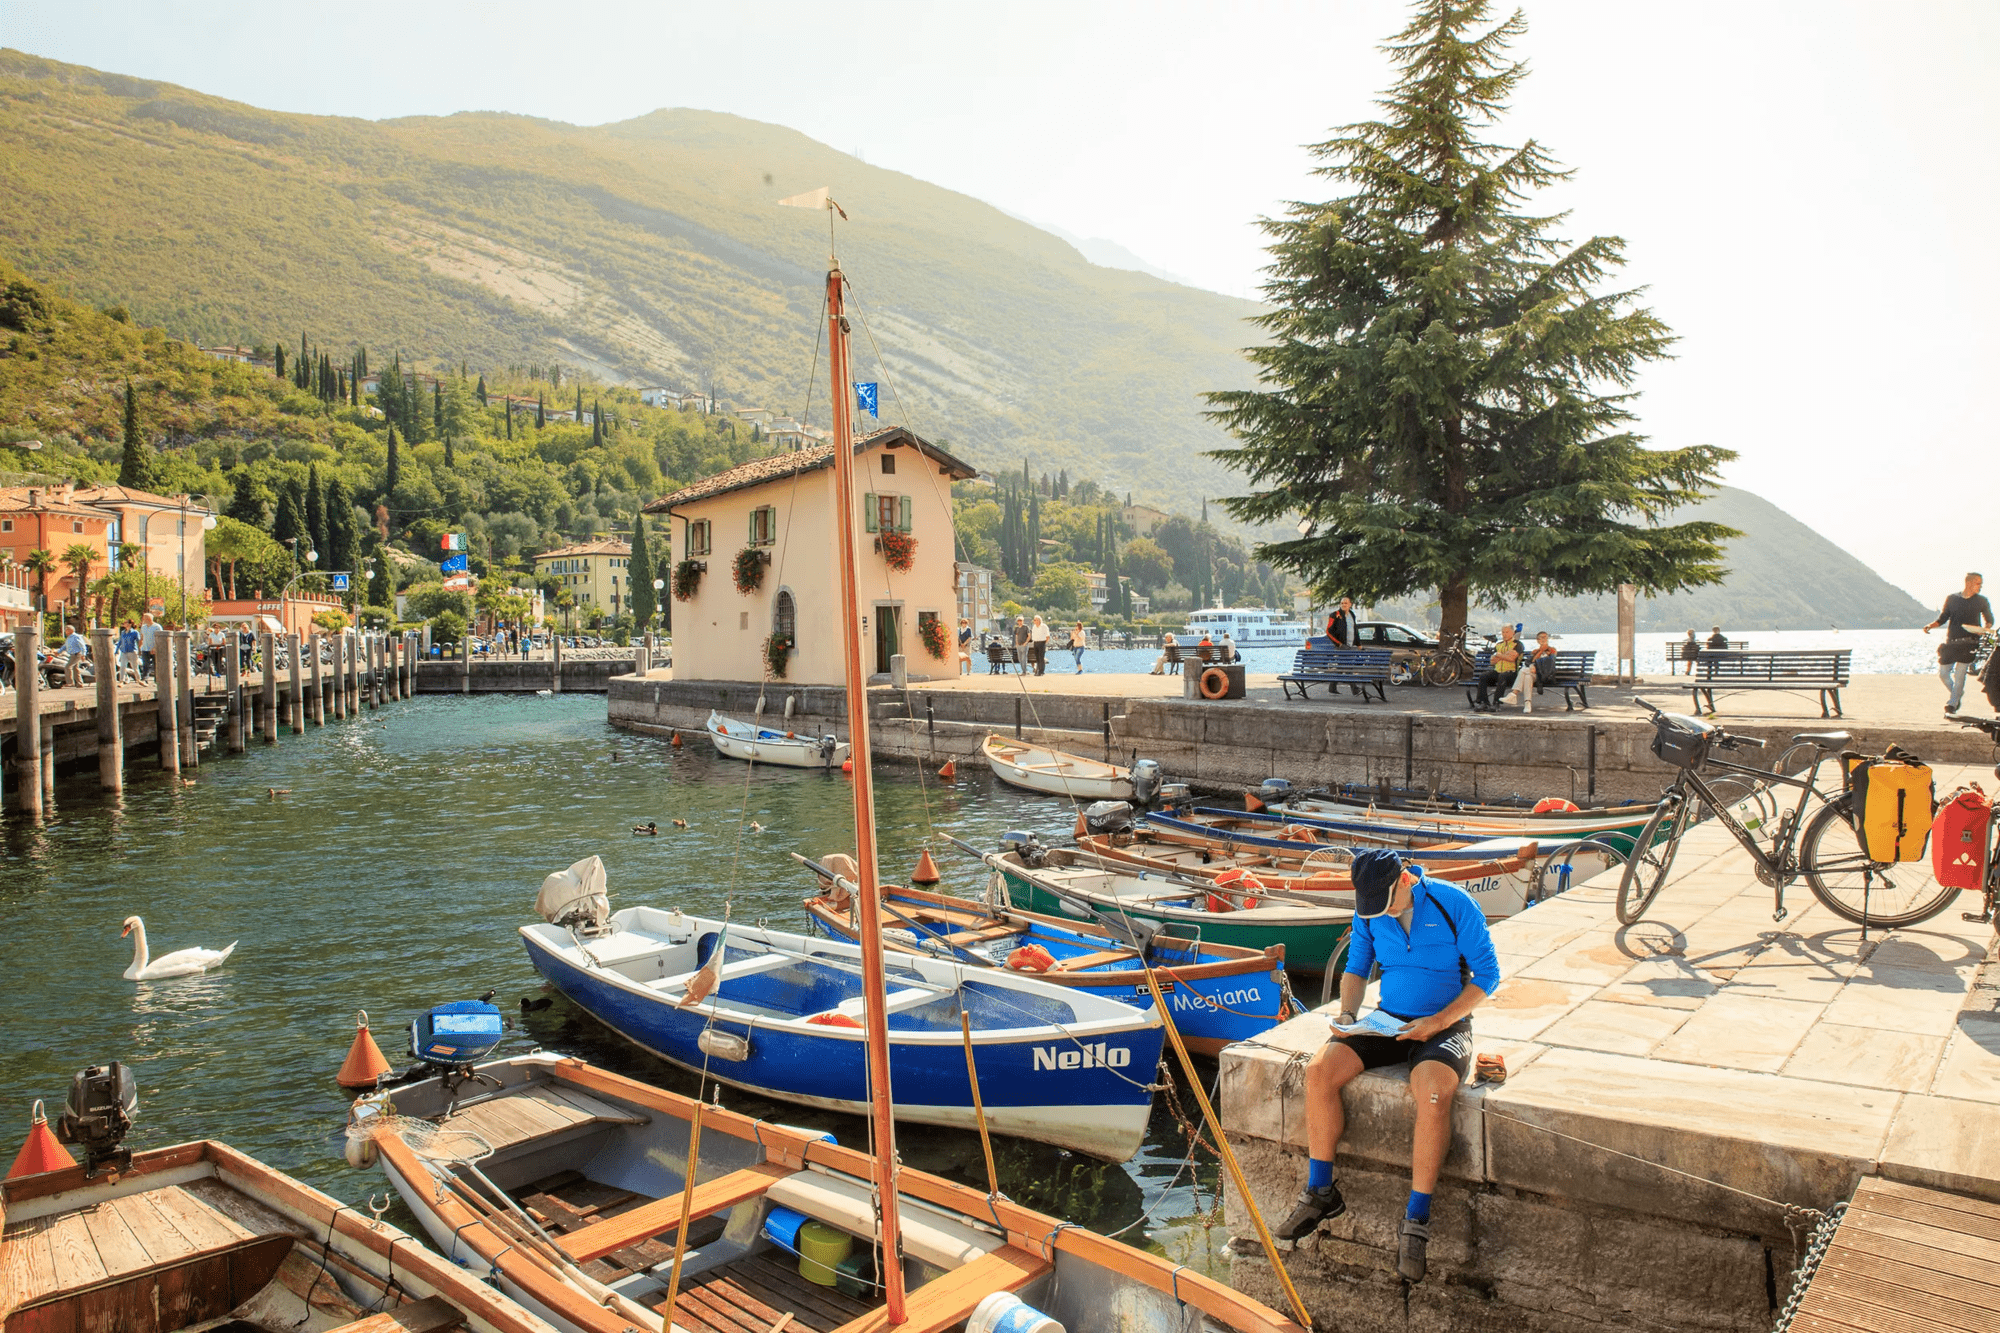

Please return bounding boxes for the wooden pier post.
[12,626,41,815]
[407,631,418,696]
[309,633,325,725]
[225,638,245,752]
[40,716,53,805]
[175,631,198,767]
[552,635,563,694]
[260,633,278,744]
[93,628,121,792]
[376,636,388,706]
[287,633,304,734]
[157,635,180,774]
[330,634,345,720]
[362,635,375,710]
[459,634,470,696]
[347,632,359,715]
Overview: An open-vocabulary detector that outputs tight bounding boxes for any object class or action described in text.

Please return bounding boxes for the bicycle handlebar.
[1957,716,2000,739]
[1715,734,1767,750]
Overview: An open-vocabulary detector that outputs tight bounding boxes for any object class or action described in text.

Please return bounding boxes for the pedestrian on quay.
[1326,597,1358,647]
[1706,625,1729,651]
[1068,621,1087,673]
[1680,629,1700,675]
[1011,615,1031,675]
[1924,572,1993,714]
[62,620,89,688]
[116,619,139,682]
[957,617,974,676]
[137,611,159,682]
[206,622,228,678]
[1029,614,1050,676]
[1469,624,1521,712]
[1273,848,1499,1284]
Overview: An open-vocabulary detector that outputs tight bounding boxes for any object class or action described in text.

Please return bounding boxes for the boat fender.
[343,1130,377,1169]
[1006,944,1057,972]
[1533,797,1581,814]
[967,1292,1066,1333]
[697,1029,752,1061]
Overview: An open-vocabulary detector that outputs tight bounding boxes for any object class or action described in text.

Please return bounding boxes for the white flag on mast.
[778,186,846,219]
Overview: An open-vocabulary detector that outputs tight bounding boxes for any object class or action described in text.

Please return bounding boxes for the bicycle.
[1397,627,1481,687]
[1617,699,1996,930]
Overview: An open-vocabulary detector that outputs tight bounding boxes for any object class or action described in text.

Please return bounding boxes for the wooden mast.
[825,261,908,1324]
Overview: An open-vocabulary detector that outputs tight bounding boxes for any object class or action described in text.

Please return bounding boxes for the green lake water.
[0,693,1230,1274]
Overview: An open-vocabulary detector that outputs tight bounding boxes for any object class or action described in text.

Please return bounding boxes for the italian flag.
[441,533,465,551]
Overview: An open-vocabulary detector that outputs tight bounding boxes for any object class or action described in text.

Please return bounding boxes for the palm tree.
[61,543,97,623]
[23,548,57,613]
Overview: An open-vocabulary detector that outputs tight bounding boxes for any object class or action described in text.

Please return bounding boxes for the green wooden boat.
[987,847,1354,975]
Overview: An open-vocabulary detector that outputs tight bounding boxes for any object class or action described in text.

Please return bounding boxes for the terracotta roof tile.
[644,427,976,512]
[534,538,632,560]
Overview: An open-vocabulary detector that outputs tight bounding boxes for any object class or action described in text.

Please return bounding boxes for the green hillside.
[0,49,1262,514]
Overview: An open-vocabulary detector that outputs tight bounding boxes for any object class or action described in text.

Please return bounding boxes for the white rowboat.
[707,710,850,768]
[983,733,1134,800]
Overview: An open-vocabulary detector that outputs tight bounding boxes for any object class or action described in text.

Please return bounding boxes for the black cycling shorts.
[1334,1013,1473,1082]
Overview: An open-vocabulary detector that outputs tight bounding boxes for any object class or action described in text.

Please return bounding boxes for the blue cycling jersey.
[1343,874,1502,1018]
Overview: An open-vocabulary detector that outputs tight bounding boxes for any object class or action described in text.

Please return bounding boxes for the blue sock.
[1307,1159,1333,1191]
[1407,1190,1431,1223]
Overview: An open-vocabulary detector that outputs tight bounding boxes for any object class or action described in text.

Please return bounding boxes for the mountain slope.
[0,50,1261,513]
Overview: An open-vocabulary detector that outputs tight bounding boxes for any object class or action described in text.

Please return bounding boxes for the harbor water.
[0,694,1229,1273]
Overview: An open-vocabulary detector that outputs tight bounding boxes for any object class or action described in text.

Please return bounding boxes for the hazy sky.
[3,0,1994,604]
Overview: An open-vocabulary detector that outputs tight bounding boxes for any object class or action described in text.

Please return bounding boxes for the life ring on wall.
[1198,666,1230,699]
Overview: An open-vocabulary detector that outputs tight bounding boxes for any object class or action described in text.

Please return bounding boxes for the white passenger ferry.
[1179,606,1313,647]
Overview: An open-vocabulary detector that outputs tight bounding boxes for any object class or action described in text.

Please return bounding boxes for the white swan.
[121,916,236,981]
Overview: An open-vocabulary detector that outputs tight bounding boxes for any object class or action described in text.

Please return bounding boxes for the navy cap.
[1351,848,1404,918]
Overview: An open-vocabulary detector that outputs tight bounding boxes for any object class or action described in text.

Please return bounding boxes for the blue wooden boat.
[796,860,1294,1057]
[521,904,1165,1161]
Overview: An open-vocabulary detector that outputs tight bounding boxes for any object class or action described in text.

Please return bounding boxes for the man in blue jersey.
[1274,848,1501,1284]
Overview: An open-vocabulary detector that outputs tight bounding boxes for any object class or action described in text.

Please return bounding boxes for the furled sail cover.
[537,855,609,929]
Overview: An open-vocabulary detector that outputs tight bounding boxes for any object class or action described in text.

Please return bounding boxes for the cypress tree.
[506,403,514,440]
[591,414,603,449]
[444,434,455,468]
[225,469,266,526]
[575,385,584,422]
[536,394,545,429]
[1205,0,1733,633]
[305,463,327,558]
[325,476,357,578]
[476,374,487,406]
[628,514,655,631]
[433,381,444,438]
[118,379,152,490]
[385,425,402,495]
[1027,492,1041,578]
[274,481,307,551]
[366,531,394,607]
[274,344,287,380]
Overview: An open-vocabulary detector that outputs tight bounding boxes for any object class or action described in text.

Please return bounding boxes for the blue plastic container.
[762,1205,808,1251]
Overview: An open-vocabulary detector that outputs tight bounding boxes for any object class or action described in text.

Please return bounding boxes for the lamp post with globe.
[179,499,217,627]
[281,539,318,638]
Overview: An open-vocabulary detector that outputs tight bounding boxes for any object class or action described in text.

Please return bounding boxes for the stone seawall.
[413,658,632,693]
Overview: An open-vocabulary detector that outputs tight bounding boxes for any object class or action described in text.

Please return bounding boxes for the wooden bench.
[1278,648,1393,702]
[1467,649,1598,710]
[1691,649,1852,717]
[557,1161,792,1263]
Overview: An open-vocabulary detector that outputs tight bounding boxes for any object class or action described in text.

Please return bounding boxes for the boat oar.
[793,853,993,964]
[937,834,1160,949]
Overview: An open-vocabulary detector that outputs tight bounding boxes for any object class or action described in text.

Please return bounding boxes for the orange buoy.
[671,731,683,747]
[937,759,956,780]
[1074,811,1089,837]
[8,1101,75,1179]
[806,1012,863,1028]
[1006,944,1056,973]
[337,1010,393,1089]
[1532,797,1580,814]
[841,758,854,773]
[912,850,942,884]
[1244,792,1265,812]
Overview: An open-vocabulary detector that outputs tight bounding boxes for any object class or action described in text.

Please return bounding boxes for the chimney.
[26,489,38,507]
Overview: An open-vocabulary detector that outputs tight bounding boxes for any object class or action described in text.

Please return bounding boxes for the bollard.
[260,633,278,743]
[309,633,325,725]
[365,636,378,710]
[346,632,359,715]
[12,627,41,815]
[404,631,415,697]
[93,628,121,792]
[552,635,564,694]
[285,632,303,733]
[225,638,244,752]
[383,635,396,701]
[157,635,180,774]
[376,636,388,706]
[175,631,198,767]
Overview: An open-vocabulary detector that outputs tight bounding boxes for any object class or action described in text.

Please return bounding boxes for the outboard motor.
[1083,800,1136,835]
[536,855,609,933]
[56,1062,136,1178]
[1000,829,1049,867]
[1130,758,1165,806]
[1156,783,1192,809]
[405,1000,507,1097]
[1258,777,1294,807]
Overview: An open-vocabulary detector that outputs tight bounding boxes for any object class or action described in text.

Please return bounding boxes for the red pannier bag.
[1932,786,1993,891]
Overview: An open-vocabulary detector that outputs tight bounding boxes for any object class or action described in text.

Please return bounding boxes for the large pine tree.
[385,425,402,495]
[118,379,153,490]
[325,476,357,578]
[304,463,327,558]
[1206,0,1734,634]
[628,514,656,631]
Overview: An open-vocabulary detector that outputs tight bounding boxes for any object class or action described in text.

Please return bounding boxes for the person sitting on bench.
[1506,630,1558,712]
[1470,627,1522,712]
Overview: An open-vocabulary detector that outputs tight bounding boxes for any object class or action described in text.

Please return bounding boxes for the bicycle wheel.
[1617,793,1693,925]
[1423,653,1464,687]
[1799,799,1961,927]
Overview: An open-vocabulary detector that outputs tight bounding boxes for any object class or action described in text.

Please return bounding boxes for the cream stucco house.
[644,427,976,685]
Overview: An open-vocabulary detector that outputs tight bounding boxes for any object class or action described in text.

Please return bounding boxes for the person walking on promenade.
[1470,625,1522,712]
[1068,621,1087,673]
[1326,597,1358,647]
[116,619,139,682]
[206,622,228,678]
[1680,629,1700,675]
[1029,615,1050,676]
[1925,572,1993,714]
[957,618,974,676]
[1273,848,1500,1283]
[1011,615,1031,675]
[137,611,159,682]
[62,620,90,688]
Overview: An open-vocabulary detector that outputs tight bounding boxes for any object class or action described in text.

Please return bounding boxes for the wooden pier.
[1785,1176,2000,1332]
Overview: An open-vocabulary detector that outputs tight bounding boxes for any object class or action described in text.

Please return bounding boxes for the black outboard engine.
[1258,777,1293,807]
[1130,759,1164,806]
[56,1063,136,1178]
[1000,829,1049,867]
[1083,800,1136,835]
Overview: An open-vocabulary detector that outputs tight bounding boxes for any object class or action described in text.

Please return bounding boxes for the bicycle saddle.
[1791,730,1850,749]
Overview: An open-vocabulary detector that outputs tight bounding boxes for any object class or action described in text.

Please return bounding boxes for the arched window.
[773,588,796,647]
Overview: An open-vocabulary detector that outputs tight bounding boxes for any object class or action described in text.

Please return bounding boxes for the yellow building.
[533,538,635,617]
[644,427,976,684]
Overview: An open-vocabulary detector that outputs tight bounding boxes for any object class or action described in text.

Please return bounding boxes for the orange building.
[0,482,216,627]
[0,487,114,623]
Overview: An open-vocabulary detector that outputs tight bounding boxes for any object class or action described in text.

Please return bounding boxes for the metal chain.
[1770,1202,1845,1332]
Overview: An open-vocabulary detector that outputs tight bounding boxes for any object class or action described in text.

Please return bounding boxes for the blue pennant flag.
[854,382,878,419]
[440,553,469,575]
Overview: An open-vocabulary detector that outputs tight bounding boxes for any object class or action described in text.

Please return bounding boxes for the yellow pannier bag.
[1844,748,1936,863]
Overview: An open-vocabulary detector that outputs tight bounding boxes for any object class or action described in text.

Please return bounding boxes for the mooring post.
[13,627,41,815]
[260,633,278,743]
[328,634,344,721]
[344,632,358,715]
[1015,696,1023,739]
[384,635,397,701]
[40,717,54,803]
[175,631,198,767]
[93,627,121,792]
[458,633,469,696]
[378,636,389,706]
[284,633,302,734]
[404,632,416,697]
[307,633,324,725]
[552,634,564,694]
[157,635,181,774]
[225,638,244,752]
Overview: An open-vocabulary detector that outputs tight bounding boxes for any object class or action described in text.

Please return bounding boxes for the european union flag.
[855,382,878,419]
[441,553,469,574]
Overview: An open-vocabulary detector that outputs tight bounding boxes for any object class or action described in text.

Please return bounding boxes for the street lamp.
[281,539,318,636]
[178,497,217,626]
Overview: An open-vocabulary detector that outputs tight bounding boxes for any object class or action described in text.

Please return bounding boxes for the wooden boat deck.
[419,1082,646,1162]
[1788,1177,2000,1333]
[663,1250,879,1333]
[1,1176,283,1305]
[513,1167,748,1285]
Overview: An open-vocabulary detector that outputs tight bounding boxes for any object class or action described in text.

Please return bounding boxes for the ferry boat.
[1179,606,1312,647]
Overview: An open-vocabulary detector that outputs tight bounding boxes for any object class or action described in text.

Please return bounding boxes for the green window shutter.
[899,495,912,533]
[748,512,757,543]
[864,493,878,533]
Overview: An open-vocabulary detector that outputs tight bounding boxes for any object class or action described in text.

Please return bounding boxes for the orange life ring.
[1533,797,1581,814]
[1199,666,1230,699]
